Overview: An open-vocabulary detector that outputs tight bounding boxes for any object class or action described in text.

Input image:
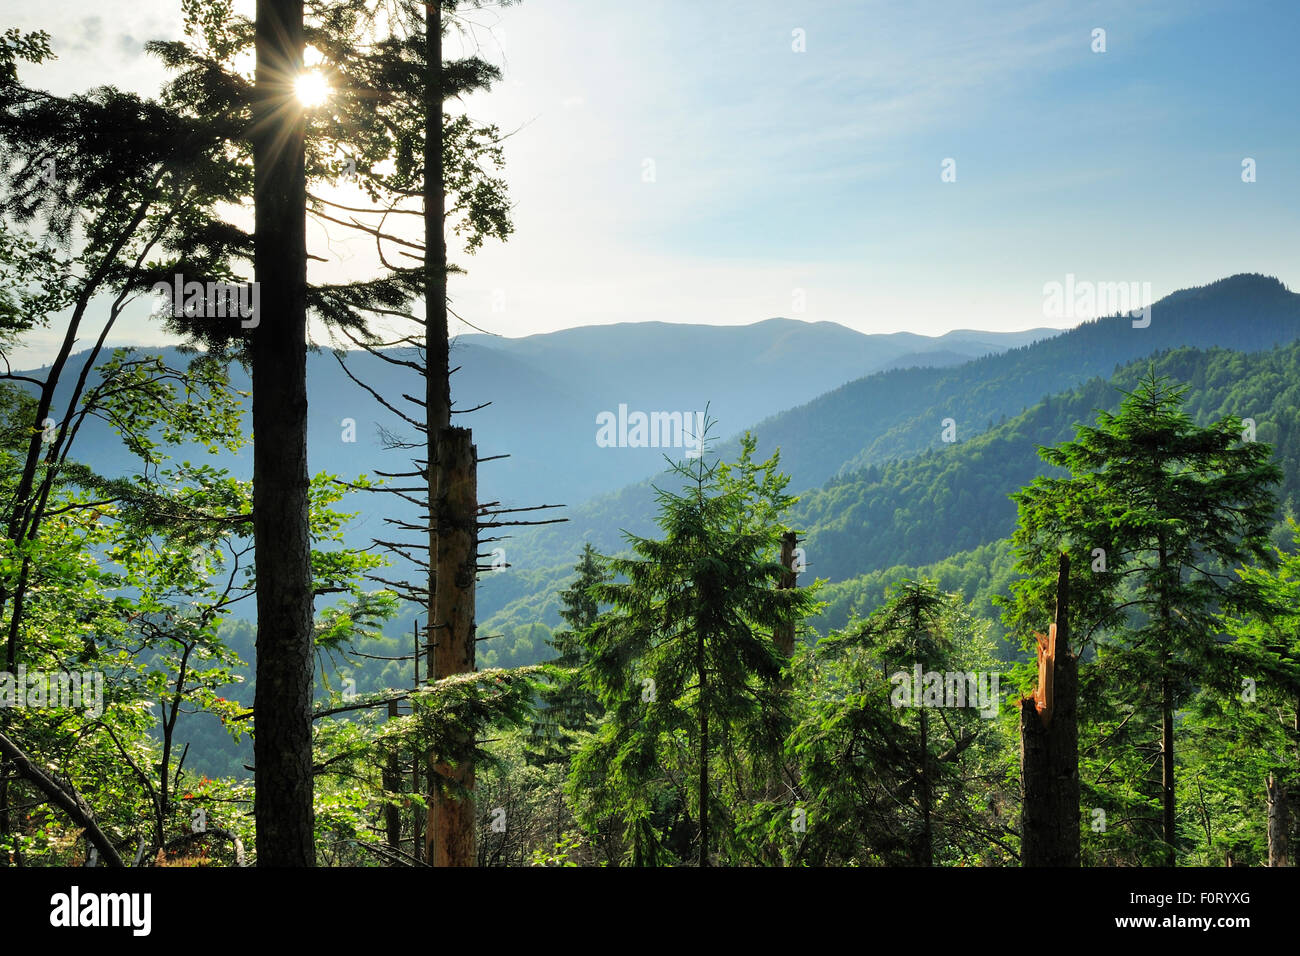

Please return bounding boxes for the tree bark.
[918,707,933,866]
[698,625,709,867]
[424,3,450,431]
[1160,672,1175,866]
[1267,774,1289,867]
[411,620,423,862]
[384,699,402,850]
[251,0,315,867]
[774,531,797,663]
[426,427,477,866]
[1020,552,1080,866]
[418,0,478,868]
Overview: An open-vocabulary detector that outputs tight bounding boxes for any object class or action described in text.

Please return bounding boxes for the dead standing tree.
[1019,552,1080,866]
[308,0,560,865]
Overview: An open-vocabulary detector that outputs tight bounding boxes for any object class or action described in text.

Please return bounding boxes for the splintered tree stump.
[1020,552,1080,866]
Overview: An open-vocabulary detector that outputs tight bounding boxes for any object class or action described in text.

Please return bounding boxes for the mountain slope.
[746,274,1300,489]
[496,274,1300,578]
[793,341,1300,582]
[483,336,1300,645]
[24,318,1053,513]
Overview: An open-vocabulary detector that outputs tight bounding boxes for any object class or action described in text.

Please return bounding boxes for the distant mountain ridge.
[481,336,1300,646]
[743,274,1300,490]
[501,273,1299,565]
[478,274,1300,634]
[21,316,1055,512]
[18,273,1298,652]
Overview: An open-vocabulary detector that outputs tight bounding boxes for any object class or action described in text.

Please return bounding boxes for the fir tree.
[570,432,819,866]
[526,543,608,765]
[799,580,1006,865]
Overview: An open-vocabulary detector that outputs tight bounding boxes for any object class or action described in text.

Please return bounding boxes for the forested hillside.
[796,341,1300,582]
[747,274,1300,487]
[479,293,1300,649]
[492,275,1300,580]
[2,0,1295,892]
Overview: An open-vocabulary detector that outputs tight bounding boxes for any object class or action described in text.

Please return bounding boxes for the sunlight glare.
[295,71,331,108]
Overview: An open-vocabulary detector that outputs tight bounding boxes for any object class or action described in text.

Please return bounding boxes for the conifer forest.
[0,0,1296,938]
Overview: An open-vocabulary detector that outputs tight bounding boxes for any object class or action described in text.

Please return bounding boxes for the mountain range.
[19,272,1300,656]
[469,273,1300,642]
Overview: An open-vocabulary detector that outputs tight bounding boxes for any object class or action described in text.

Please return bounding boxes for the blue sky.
[8,0,1299,365]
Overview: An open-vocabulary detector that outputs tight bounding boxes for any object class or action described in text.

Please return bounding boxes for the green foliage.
[5,9,1300,870]
[569,433,822,865]
[789,582,1014,865]
[1004,368,1283,865]
[1178,517,1300,865]
[525,543,608,764]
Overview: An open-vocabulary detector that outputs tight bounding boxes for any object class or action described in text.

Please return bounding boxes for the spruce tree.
[1191,517,1300,865]
[571,433,819,866]
[804,580,1002,865]
[527,543,607,765]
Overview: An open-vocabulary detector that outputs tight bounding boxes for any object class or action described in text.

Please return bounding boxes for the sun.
[295,71,331,108]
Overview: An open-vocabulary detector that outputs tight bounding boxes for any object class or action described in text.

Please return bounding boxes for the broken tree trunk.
[426,427,477,866]
[1019,552,1080,866]
[1267,774,1290,867]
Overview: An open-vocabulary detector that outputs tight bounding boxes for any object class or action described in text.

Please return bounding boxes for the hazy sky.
[8,0,1300,365]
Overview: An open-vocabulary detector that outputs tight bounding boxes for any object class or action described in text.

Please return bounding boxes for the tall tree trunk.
[384,699,402,850]
[1159,538,1180,868]
[426,427,477,866]
[418,0,481,869]
[1267,774,1289,867]
[251,0,315,867]
[1020,552,1080,866]
[918,707,933,866]
[410,619,423,861]
[1157,536,1175,867]
[774,531,797,663]
[1160,672,1175,866]
[760,530,799,864]
[698,625,709,868]
[424,1,450,430]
